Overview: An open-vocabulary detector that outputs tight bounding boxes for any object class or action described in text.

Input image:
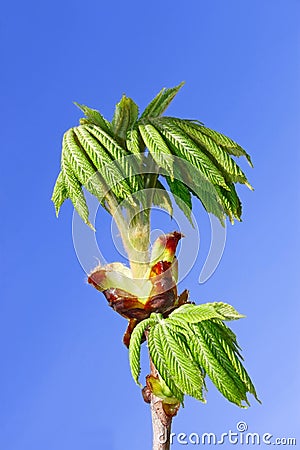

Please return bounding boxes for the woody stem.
[149,358,173,450]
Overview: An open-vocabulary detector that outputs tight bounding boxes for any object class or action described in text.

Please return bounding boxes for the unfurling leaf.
[129,303,259,408]
[53,83,253,226]
[112,95,139,141]
[129,317,156,385]
[140,82,185,119]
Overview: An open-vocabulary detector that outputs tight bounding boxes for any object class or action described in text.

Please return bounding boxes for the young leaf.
[74,102,111,134]
[51,171,68,216]
[138,123,174,180]
[112,95,139,141]
[213,183,242,223]
[140,82,185,119]
[129,317,155,386]
[86,124,129,162]
[196,124,253,167]
[61,158,93,229]
[126,127,143,159]
[198,321,248,398]
[165,176,193,225]
[168,159,226,225]
[160,322,205,401]
[189,323,249,406]
[53,83,253,229]
[150,118,228,189]
[151,179,173,217]
[210,320,242,355]
[86,123,140,193]
[169,302,244,324]
[170,118,251,186]
[203,320,260,402]
[210,302,245,321]
[62,128,97,185]
[148,324,184,403]
[73,125,132,200]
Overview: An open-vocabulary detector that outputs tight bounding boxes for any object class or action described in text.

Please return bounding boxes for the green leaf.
[150,118,228,189]
[51,171,68,216]
[138,123,174,180]
[129,317,155,386]
[61,128,107,205]
[210,320,242,355]
[196,125,253,167]
[140,82,185,119]
[61,158,93,229]
[189,323,249,406]
[86,124,128,162]
[209,302,245,321]
[165,176,193,225]
[148,324,184,403]
[147,132,226,224]
[126,127,143,159]
[152,179,173,217]
[163,304,258,405]
[191,186,225,224]
[127,309,258,407]
[203,320,260,402]
[213,183,242,224]
[86,123,140,193]
[170,118,252,187]
[160,322,205,401]
[198,321,249,399]
[169,302,244,324]
[167,161,226,225]
[73,125,132,200]
[74,102,111,134]
[54,84,253,231]
[62,128,97,184]
[112,95,139,141]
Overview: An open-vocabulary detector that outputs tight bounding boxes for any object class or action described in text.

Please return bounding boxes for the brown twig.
[149,358,172,450]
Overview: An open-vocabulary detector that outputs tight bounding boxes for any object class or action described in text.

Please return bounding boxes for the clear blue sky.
[1,1,300,449]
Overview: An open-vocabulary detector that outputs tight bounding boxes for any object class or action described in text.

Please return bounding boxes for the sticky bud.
[150,231,183,265]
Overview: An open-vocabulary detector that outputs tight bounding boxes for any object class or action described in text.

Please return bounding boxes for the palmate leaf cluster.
[52,82,253,227]
[129,302,260,407]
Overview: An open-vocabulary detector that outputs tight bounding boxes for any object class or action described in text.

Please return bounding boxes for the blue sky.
[1,1,300,449]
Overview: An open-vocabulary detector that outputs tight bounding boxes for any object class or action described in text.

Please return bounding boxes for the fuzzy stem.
[105,194,150,278]
[127,209,150,278]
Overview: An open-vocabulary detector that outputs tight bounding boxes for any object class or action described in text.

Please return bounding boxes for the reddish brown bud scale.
[103,288,149,320]
[87,270,106,291]
[150,261,172,278]
[150,231,183,265]
[163,231,182,257]
[87,232,189,345]
[123,318,139,348]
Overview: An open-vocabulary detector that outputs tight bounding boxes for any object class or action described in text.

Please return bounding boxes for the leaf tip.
[73,101,83,112]
[245,182,254,191]
[51,196,60,217]
[86,220,96,231]
[247,156,254,168]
